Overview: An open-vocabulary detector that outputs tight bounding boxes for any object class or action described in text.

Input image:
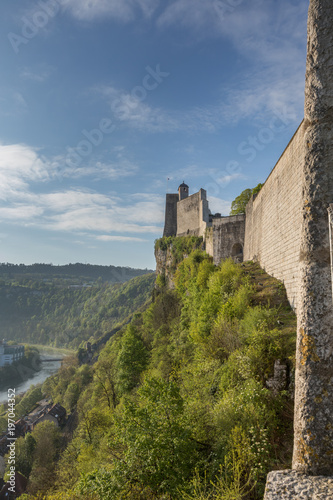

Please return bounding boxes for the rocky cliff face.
[154,247,176,289]
[154,236,204,289]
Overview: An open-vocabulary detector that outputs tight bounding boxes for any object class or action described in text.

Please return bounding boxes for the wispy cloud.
[208,196,231,216]
[97,85,228,133]
[54,158,138,181]
[96,235,147,242]
[63,0,307,130]
[20,65,55,83]
[158,0,307,125]
[63,0,159,22]
[97,85,179,132]
[0,144,50,200]
[0,144,138,199]
[216,172,246,186]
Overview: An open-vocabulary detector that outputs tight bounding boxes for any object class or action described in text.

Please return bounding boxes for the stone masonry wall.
[177,189,209,237]
[163,194,178,237]
[244,122,305,310]
[207,215,245,265]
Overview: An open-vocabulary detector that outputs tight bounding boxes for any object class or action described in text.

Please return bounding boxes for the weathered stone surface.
[293,0,333,475]
[154,247,175,289]
[264,470,333,499]
[243,122,304,311]
[163,193,178,237]
[206,215,245,265]
[176,189,209,237]
[266,360,288,395]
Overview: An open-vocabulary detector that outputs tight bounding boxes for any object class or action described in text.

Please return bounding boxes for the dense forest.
[0,273,155,349]
[5,243,296,499]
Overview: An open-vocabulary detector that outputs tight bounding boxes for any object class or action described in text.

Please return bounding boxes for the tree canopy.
[230,183,263,215]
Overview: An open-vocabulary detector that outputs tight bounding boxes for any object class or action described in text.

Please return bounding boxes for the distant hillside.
[0,262,153,286]
[0,273,156,349]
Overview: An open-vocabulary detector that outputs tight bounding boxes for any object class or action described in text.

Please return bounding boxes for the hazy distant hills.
[0,266,156,349]
[0,262,154,286]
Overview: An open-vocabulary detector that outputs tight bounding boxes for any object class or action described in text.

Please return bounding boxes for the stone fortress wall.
[244,121,305,310]
[206,215,245,265]
[176,189,210,237]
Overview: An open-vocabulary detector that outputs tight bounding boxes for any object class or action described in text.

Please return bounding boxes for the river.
[0,348,67,405]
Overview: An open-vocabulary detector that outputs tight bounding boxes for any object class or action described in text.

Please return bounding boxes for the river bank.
[0,346,73,404]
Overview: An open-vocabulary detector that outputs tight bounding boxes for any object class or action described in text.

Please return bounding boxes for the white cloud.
[97,85,179,132]
[0,143,163,237]
[208,196,231,216]
[0,144,138,202]
[0,144,50,200]
[96,235,147,242]
[62,0,158,22]
[0,205,43,221]
[216,173,246,186]
[97,85,228,133]
[157,0,228,36]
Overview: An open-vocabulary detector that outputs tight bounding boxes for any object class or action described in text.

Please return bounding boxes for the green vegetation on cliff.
[17,248,296,500]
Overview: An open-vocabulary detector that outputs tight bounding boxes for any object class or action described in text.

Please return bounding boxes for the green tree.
[79,377,199,498]
[27,421,62,495]
[115,324,149,394]
[230,183,263,215]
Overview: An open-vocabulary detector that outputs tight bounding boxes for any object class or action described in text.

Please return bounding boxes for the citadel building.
[163,181,245,266]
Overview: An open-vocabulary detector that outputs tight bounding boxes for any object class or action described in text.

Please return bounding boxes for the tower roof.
[179,181,189,189]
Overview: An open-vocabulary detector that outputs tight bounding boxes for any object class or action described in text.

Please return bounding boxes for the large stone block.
[264,470,333,499]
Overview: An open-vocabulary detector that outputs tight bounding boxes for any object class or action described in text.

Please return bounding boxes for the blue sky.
[1,0,308,269]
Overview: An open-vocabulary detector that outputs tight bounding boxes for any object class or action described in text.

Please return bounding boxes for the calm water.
[0,350,64,405]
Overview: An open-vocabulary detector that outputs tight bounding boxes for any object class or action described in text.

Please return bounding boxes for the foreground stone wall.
[292,0,333,476]
[244,122,304,310]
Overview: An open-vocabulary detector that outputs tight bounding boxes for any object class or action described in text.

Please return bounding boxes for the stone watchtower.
[178,182,189,200]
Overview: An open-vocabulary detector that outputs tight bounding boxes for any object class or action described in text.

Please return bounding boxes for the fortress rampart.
[244,122,305,310]
[176,189,209,237]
